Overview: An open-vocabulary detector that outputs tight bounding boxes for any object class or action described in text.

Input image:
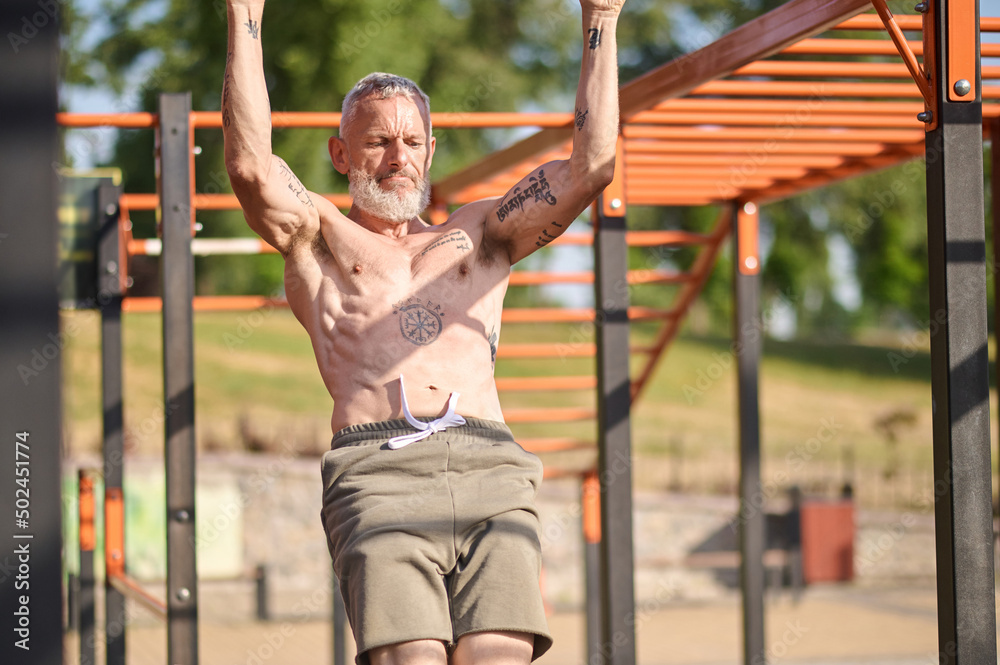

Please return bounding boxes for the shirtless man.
[223,1,624,663]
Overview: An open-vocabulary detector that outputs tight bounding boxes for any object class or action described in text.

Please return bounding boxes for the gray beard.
[348,168,431,224]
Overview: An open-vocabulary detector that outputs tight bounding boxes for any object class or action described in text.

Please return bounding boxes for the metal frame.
[733,202,765,665]
[44,4,1000,665]
[924,2,997,663]
[594,180,637,665]
[97,180,127,665]
[159,92,200,665]
[0,3,63,663]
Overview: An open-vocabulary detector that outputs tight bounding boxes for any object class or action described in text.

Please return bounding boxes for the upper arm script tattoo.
[495,169,558,223]
[276,158,314,208]
[534,221,564,248]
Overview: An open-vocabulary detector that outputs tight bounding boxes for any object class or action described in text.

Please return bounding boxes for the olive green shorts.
[320,418,552,664]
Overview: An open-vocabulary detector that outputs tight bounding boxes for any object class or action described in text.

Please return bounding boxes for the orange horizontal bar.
[519,438,594,453]
[653,99,926,115]
[782,38,1000,58]
[57,112,158,128]
[509,271,593,286]
[692,81,1000,100]
[495,376,596,391]
[118,193,353,211]
[120,193,159,210]
[629,165,809,179]
[496,343,596,358]
[191,111,574,129]
[503,407,596,423]
[631,110,921,129]
[123,296,288,313]
[627,153,847,168]
[502,308,595,323]
[624,139,897,156]
[624,125,923,143]
[690,80,923,98]
[835,14,1000,31]
[834,14,923,30]
[734,61,1000,79]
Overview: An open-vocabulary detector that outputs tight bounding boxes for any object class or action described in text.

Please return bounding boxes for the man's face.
[339,95,435,224]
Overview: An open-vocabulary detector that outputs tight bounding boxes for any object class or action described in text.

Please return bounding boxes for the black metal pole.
[925,3,997,664]
[159,92,199,665]
[97,182,127,665]
[734,201,765,665]
[0,3,63,663]
[594,194,637,665]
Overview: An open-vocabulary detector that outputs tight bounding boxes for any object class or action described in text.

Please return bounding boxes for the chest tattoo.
[392,297,445,346]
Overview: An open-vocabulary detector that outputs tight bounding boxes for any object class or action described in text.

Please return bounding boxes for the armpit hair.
[477,218,513,267]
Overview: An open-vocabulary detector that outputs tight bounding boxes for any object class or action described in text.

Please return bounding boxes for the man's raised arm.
[485,0,625,265]
[223,0,318,254]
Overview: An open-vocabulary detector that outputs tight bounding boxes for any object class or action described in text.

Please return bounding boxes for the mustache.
[377,169,418,184]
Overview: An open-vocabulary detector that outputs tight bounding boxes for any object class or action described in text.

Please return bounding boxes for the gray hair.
[340,72,432,138]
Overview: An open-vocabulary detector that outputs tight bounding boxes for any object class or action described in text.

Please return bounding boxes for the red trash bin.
[799,499,854,583]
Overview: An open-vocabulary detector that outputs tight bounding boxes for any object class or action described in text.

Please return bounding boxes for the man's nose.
[386,139,410,170]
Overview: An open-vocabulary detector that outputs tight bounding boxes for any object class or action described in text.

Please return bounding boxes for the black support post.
[159,92,199,665]
[733,202,765,665]
[0,3,63,664]
[925,2,997,664]
[594,190,637,665]
[97,182,127,665]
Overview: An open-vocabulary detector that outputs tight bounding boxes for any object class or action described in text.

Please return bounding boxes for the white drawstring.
[387,375,467,449]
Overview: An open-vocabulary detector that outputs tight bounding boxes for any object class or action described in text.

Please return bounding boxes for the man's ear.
[425,135,436,172]
[328,136,349,175]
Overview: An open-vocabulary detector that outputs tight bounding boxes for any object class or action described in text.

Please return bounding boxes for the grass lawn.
[61,309,995,506]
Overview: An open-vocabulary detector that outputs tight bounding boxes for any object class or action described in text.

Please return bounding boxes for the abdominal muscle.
[322,325,506,434]
[289,271,507,435]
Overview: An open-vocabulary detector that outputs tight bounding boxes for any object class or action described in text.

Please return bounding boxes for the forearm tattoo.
[575,107,589,131]
[222,51,233,128]
[393,297,445,346]
[495,169,558,223]
[245,10,260,39]
[276,158,314,208]
[534,221,563,248]
[588,28,602,49]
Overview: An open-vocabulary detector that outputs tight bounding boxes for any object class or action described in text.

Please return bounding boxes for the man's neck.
[348,206,424,238]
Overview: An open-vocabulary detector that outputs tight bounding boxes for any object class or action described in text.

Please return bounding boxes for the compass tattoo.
[393,297,445,346]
